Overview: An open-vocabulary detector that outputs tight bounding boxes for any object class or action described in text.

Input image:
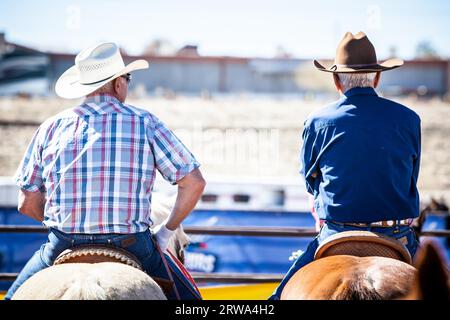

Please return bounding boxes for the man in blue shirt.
[269,32,421,299]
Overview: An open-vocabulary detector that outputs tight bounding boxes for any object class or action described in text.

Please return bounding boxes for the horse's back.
[281,255,416,300]
[12,262,167,300]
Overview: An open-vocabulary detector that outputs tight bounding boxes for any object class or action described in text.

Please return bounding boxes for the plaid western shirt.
[14,94,200,234]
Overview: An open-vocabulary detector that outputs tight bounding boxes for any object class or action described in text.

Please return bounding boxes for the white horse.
[11,194,191,300]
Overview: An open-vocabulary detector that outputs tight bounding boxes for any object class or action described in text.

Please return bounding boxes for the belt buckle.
[379,220,395,227]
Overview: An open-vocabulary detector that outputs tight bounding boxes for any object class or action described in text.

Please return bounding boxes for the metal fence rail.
[0,273,19,281]
[191,272,283,283]
[0,225,48,233]
[186,226,318,237]
[0,225,319,237]
[1,224,450,237]
[420,230,450,237]
[0,119,41,127]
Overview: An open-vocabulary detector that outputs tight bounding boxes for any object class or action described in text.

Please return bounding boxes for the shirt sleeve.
[300,124,320,195]
[14,126,45,192]
[412,120,421,185]
[150,117,200,185]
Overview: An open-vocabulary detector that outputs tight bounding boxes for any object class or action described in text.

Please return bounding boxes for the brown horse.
[281,240,449,300]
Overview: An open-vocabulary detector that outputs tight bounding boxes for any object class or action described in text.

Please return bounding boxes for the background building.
[1,33,449,98]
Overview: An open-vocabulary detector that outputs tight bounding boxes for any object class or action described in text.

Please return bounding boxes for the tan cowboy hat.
[55,42,149,99]
[314,32,403,73]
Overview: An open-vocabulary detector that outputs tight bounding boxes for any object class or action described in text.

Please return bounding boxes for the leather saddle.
[53,245,174,297]
[314,231,412,264]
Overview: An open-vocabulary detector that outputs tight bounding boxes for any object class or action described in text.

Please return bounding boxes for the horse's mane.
[334,281,384,300]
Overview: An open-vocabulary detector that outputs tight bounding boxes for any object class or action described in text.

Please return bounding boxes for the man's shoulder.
[304,98,345,130]
[41,103,162,130]
[304,95,421,131]
[39,107,78,129]
[377,96,421,124]
[119,103,159,123]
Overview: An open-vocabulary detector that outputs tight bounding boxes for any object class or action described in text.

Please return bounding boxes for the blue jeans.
[5,228,200,300]
[269,221,420,300]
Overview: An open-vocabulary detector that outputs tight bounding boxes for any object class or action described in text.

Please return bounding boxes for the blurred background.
[0,0,449,295]
[0,0,449,194]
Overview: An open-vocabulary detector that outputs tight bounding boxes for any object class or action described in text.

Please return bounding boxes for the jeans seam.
[39,244,53,267]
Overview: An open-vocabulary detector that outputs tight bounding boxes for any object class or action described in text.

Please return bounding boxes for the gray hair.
[87,81,114,96]
[336,73,377,92]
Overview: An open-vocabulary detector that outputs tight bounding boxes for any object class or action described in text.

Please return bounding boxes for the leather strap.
[152,236,181,300]
[328,219,412,228]
[167,250,202,299]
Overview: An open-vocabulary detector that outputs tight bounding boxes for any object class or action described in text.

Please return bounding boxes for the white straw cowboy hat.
[314,32,403,73]
[55,42,149,99]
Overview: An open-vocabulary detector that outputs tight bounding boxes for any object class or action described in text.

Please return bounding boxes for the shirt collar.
[83,93,121,104]
[343,87,378,98]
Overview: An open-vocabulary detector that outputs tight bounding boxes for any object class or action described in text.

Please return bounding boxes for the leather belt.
[325,219,413,228]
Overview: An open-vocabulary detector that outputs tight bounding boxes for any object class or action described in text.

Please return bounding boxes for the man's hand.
[152,168,205,251]
[153,222,175,252]
[18,189,45,222]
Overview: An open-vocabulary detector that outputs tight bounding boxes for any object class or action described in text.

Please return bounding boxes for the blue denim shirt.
[301,87,421,223]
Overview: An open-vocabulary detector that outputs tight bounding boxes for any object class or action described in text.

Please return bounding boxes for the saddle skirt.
[314,230,412,264]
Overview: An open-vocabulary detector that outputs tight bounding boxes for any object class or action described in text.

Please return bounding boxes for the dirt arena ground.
[0,95,449,204]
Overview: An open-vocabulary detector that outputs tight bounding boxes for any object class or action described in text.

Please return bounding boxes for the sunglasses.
[120,73,132,84]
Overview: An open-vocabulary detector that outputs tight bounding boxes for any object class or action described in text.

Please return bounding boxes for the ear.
[333,73,343,93]
[373,72,381,88]
[113,78,121,95]
[411,241,449,300]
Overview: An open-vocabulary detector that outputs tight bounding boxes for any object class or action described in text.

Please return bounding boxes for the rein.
[167,250,202,299]
[152,237,181,300]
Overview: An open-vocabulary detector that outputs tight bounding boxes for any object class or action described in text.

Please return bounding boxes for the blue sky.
[0,0,448,59]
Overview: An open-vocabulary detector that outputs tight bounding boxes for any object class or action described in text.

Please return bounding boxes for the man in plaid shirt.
[5,42,205,300]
